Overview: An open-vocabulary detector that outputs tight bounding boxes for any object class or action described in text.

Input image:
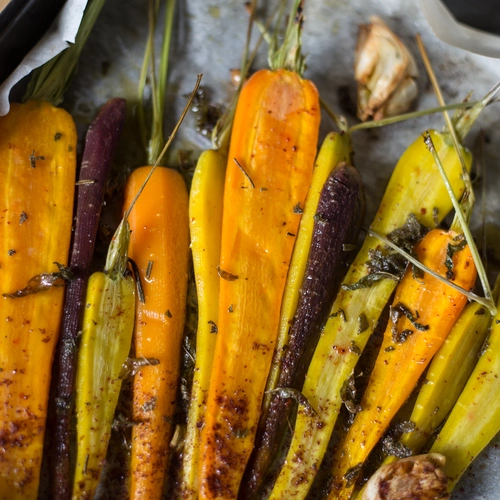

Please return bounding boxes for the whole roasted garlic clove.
[361,453,450,500]
[355,16,419,121]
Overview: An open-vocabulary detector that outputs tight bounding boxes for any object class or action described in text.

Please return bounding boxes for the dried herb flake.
[29,150,45,169]
[146,260,154,280]
[217,266,238,281]
[357,313,369,334]
[119,357,159,379]
[268,387,317,417]
[445,236,467,279]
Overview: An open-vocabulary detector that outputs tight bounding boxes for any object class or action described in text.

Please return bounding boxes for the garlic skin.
[361,453,450,500]
[355,16,419,121]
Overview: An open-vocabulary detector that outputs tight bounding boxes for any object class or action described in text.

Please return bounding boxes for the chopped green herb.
[433,207,439,226]
[267,387,317,417]
[391,302,429,332]
[349,341,361,356]
[313,213,328,224]
[234,158,255,188]
[217,266,238,281]
[119,357,160,379]
[29,150,45,169]
[340,375,362,414]
[343,271,399,291]
[208,320,218,334]
[329,308,347,322]
[479,340,490,357]
[342,243,356,252]
[445,236,467,279]
[358,313,369,334]
[344,463,363,486]
[128,258,145,304]
[146,260,154,280]
[141,396,158,412]
[232,428,249,439]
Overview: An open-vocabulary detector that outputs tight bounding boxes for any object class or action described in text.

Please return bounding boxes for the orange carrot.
[329,228,477,499]
[126,166,189,499]
[198,44,320,500]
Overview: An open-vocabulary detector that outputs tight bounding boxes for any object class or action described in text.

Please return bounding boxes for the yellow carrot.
[0,101,76,499]
[181,149,226,497]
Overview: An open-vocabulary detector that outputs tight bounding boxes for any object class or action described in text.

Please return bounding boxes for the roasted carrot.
[127,167,189,499]
[385,287,497,462]
[181,5,264,495]
[125,3,192,498]
[243,132,364,497]
[268,125,475,499]
[72,218,136,500]
[198,2,320,497]
[0,3,115,497]
[181,149,225,498]
[71,77,200,500]
[0,101,76,500]
[429,289,500,491]
[49,98,126,500]
[329,228,477,499]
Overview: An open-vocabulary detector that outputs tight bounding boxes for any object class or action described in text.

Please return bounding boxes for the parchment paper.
[0,0,89,115]
[58,0,500,498]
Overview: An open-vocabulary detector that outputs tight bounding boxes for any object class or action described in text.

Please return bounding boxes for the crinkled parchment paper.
[0,0,88,116]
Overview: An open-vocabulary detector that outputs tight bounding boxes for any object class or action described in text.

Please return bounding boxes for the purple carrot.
[242,162,365,498]
[48,98,126,500]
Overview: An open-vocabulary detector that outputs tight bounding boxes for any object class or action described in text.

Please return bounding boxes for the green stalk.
[268,0,305,75]
[24,0,107,105]
[149,0,176,164]
[348,100,484,132]
[416,34,474,221]
[423,132,496,314]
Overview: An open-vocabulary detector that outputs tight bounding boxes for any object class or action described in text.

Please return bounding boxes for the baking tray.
[58,0,500,498]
